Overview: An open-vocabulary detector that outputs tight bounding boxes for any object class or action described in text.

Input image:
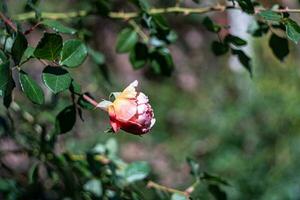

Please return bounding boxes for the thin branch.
[273,7,300,13]
[12,5,228,21]
[14,10,88,21]
[0,12,17,31]
[69,154,110,164]
[184,180,200,195]
[147,181,189,198]
[12,5,300,22]
[128,20,149,43]
[38,59,48,66]
[24,22,41,35]
[109,4,231,19]
[82,94,99,107]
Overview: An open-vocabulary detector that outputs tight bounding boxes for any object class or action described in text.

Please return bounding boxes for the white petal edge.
[150,118,156,129]
[128,80,138,88]
[137,92,149,104]
[97,100,112,111]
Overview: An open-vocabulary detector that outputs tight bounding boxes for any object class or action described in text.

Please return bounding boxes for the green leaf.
[171,193,187,200]
[129,42,148,69]
[77,93,95,110]
[60,39,88,68]
[149,36,166,47]
[202,17,221,33]
[187,157,200,179]
[0,179,16,191]
[247,20,269,37]
[88,48,105,65]
[42,66,72,94]
[152,14,169,31]
[0,61,10,96]
[11,32,28,65]
[150,48,174,76]
[116,28,138,53]
[0,1,7,13]
[285,19,300,44]
[141,13,153,29]
[84,179,103,197]
[211,41,229,56]
[190,183,204,200]
[3,37,14,53]
[95,0,111,16]
[19,70,44,105]
[42,19,76,34]
[105,138,118,157]
[224,34,247,46]
[208,184,227,200]
[20,46,35,64]
[237,0,254,14]
[0,60,14,107]
[231,49,252,77]
[55,105,76,134]
[133,0,151,10]
[69,79,81,94]
[3,73,15,108]
[88,48,109,82]
[166,30,178,43]
[0,50,7,64]
[25,0,41,19]
[269,34,289,61]
[201,172,230,186]
[124,161,150,183]
[259,10,282,22]
[28,163,39,184]
[34,33,63,61]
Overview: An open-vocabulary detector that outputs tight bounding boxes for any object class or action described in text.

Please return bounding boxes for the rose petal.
[110,120,120,133]
[108,106,121,132]
[106,80,155,135]
[119,80,138,99]
[150,118,156,129]
[113,99,137,122]
[137,92,148,104]
[97,100,112,111]
[137,104,147,114]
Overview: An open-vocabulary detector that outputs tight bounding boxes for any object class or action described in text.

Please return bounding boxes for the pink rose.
[97,80,155,135]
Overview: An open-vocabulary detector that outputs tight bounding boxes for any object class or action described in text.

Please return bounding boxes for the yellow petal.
[118,80,138,99]
[113,98,137,122]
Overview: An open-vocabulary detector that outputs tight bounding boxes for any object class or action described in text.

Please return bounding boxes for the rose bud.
[97,80,155,135]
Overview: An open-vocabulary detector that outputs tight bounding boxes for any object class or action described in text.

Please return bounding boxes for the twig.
[147,181,189,198]
[13,5,229,21]
[14,10,88,21]
[0,12,17,32]
[82,94,99,107]
[128,20,149,43]
[69,154,110,164]
[184,180,200,195]
[38,59,48,66]
[272,8,300,13]
[24,22,41,35]
[13,5,300,22]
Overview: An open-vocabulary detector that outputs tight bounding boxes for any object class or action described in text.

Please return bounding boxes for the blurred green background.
[2,0,300,199]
